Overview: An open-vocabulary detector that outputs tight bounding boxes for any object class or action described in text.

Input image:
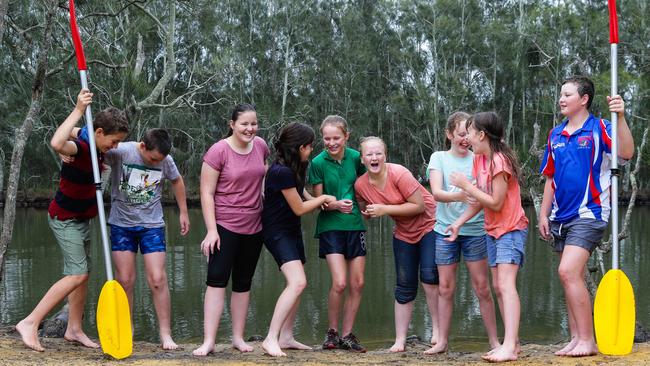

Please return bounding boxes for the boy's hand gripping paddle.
[69,0,132,359]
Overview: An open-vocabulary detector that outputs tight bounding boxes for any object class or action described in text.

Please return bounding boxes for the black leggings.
[206,225,263,292]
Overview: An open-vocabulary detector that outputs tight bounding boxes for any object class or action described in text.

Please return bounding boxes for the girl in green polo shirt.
[308,115,368,352]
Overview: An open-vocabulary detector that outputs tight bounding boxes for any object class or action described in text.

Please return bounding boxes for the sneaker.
[322,328,340,349]
[340,333,366,353]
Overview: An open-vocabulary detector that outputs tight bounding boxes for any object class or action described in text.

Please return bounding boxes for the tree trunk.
[0,149,5,201]
[0,0,8,40]
[0,0,56,281]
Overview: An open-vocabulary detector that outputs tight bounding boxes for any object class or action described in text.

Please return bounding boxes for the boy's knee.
[147,273,168,291]
[66,273,89,287]
[557,265,581,285]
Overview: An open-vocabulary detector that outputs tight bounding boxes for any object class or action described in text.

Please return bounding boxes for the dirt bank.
[1,327,649,365]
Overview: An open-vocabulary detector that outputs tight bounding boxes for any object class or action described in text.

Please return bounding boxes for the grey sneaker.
[322,328,340,349]
[340,333,366,353]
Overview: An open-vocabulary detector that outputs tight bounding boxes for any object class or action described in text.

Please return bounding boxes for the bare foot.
[430,334,438,345]
[63,330,99,349]
[389,341,406,353]
[424,342,447,354]
[279,338,312,350]
[16,320,44,352]
[262,338,286,357]
[192,342,215,356]
[232,338,254,352]
[489,340,501,351]
[484,344,500,357]
[482,346,518,362]
[564,340,598,357]
[554,338,577,356]
[160,334,178,350]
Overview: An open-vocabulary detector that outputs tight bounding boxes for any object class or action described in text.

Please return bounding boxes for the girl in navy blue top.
[261,122,335,357]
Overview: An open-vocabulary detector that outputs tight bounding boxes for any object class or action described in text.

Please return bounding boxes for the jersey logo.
[577,136,593,149]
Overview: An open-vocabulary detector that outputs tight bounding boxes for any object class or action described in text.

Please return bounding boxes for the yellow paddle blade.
[594,269,635,355]
[96,280,132,359]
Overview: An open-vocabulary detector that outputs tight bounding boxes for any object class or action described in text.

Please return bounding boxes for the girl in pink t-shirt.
[446,112,529,363]
[354,136,439,354]
[194,104,270,356]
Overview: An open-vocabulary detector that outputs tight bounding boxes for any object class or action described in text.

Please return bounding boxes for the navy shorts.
[110,225,166,254]
[318,230,367,259]
[264,230,306,269]
[550,217,608,253]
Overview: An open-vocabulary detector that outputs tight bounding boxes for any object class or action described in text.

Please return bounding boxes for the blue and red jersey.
[48,139,104,220]
[539,114,619,223]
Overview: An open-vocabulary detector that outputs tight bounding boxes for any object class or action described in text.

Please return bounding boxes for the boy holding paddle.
[16,89,129,352]
[538,76,634,357]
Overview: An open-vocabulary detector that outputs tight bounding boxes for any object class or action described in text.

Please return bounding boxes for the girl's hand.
[336,199,353,214]
[320,194,337,209]
[607,95,625,117]
[363,203,386,218]
[75,89,93,113]
[201,230,220,257]
[444,223,460,242]
[449,172,470,190]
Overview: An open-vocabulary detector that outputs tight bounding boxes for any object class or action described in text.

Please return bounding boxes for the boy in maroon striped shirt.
[16,89,129,352]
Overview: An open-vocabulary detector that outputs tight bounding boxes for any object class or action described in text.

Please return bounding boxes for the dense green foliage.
[1,0,648,197]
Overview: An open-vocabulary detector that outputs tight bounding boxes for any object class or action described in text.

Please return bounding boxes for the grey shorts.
[550,217,608,253]
[48,215,92,275]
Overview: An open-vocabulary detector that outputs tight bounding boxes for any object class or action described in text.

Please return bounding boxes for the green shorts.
[48,215,92,275]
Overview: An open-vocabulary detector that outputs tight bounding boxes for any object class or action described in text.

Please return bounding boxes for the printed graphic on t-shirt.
[120,163,162,204]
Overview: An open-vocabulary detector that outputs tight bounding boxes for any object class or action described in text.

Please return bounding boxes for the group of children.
[16,74,634,362]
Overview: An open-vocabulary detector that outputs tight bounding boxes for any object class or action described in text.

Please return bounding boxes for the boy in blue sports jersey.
[539,76,634,357]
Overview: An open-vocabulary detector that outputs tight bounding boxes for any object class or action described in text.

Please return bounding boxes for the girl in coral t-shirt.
[446,112,528,363]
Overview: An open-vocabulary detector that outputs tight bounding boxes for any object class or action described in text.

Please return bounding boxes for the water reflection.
[1,206,648,350]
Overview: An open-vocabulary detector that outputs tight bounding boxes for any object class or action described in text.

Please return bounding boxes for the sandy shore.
[1,326,649,365]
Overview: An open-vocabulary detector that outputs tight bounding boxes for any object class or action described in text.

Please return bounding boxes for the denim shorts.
[434,232,487,265]
[110,225,166,254]
[550,217,607,253]
[486,229,527,268]
[392,229,439,304]
[264,230,306,269]
[318,230,366,259]
[48,215,91,275]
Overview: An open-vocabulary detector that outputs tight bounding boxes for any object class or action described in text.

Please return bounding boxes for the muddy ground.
[1,326,649,365]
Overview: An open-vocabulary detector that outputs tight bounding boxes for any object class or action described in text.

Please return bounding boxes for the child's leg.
[554,250,578,355]
[341,256,365,337]
[278,297,311,350]
[230,231,263,353]
[325,253,347,332]
[557,246,597,357]
[390,237,419,353]
[112,251,137,315]
[17,274,90,351]
[193,287,226,356]
[424,263,456,354]
[419,231,439,345]
[142,251,176,350]
[262,260,307,357]
[391,300,414,353]
[483,263,519,362]
[64,278,98,348]
[466,259,499,349]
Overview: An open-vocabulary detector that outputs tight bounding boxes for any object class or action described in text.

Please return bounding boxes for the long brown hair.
[467,112,521,184]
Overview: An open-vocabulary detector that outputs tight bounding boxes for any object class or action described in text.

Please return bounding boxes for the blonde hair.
[320,115,349,135]
[359,136,387,155]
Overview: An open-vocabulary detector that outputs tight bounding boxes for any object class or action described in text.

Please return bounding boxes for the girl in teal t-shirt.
[425,112,499,354]
[307,115,367,352]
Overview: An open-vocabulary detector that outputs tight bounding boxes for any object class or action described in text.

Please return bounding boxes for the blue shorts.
[486,229,527,268]
[550,217,607,254]
[434,232,487,265]
[318,230,367,259]
[264,230,306,269]
[110,225,166,254]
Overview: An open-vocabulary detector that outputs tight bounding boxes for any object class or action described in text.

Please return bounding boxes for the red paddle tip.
[69,0,87,70]
[608,0,619,44]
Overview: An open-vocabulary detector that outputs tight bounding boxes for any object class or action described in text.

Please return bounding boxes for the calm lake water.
[1,206,648,351]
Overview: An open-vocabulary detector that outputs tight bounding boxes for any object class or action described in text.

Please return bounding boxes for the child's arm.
[608,95,634,159]
[50,89,92,155]
[450,171,508,212]
[444,203,482,242]
[199,162,221,256]
[538,176,554,240]
[312,183,352,213]
[171,175,190,236]
[281,188,335,217]
[429,169,468,203]
[362,189,425,218]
